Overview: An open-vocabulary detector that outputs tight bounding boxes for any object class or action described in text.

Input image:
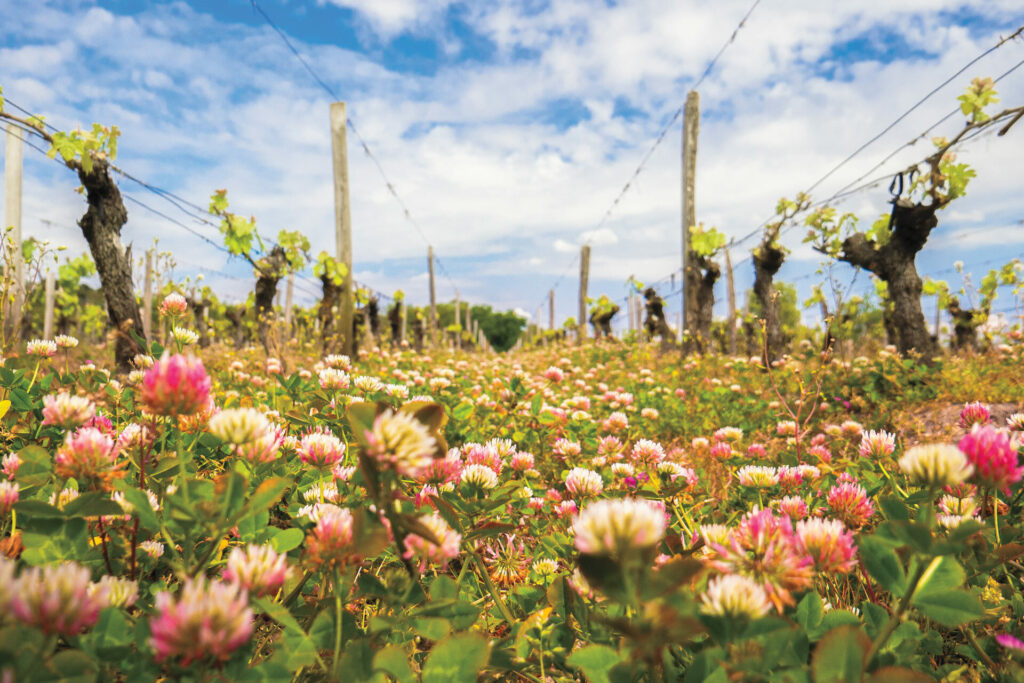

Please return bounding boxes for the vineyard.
[4,3,1024,682]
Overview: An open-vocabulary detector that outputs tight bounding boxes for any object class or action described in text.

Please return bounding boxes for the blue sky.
[2,0,1024,333]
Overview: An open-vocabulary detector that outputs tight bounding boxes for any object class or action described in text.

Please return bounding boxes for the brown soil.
[895,401,1023,447]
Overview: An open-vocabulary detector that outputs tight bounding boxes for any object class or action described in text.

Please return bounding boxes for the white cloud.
[321,0,453,37]
[1,0,1023,320]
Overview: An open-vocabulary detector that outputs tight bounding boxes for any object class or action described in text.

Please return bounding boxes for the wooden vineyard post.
[428,246,437,346]
[400,299,407,345]
[725,246,737,355]
[284,272,295,328]
[934,298,941,347]
[579,245,590,344]
[142,249,153,343]
[3,123,23,340]
[681,90,699,351]
[466,302,472,343]
[549,289,555,333]
[330,102,355,357]
[43,270,55,340]
[535,305,542,345]
[455,293,461,351]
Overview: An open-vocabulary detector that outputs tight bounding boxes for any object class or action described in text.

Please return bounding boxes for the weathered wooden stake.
[428,246,437,344]
[4,124,23,339]
[455,292,461,351]
[549,289,555,331]
[681,90,699,347]
[400,300,407,344]
[43,270,55,339]
[579,245,590,343]
[330,102,355,357]
[284,272,294,327]
[142,250,153,343]
[725,247,737,355]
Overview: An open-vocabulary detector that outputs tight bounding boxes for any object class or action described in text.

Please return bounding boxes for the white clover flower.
[171,327,199,346]
[26,339,57,357]
[208,408,271,445]
[460,463,498,491]
[353,375,384,392]
[302,482,340,503]
[565,467,603,497]
[572,498,666,555]
[898,444,973,488]
[736,465,779,488]
[700,574,772,618]
[367,409,436,478]
[318,368,350,390]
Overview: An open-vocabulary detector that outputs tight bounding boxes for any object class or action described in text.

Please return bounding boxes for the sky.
[2,0,1024,334]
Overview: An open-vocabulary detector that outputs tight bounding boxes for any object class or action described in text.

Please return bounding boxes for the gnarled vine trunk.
[837,200,939,358]
[253,247,287,351]
[642,288,674,345]
[686,255,720,353]
[189,295,212,348]
[318,276,342,352]
[947,298,981,351]
[752,243,786,362]
[76,159,143,373]
[589,305,620,339]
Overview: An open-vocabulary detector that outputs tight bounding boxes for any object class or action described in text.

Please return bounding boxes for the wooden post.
[627,294,635,333]
[465,302,472,337]
[934,297,941,345]
[142,250,153,343]
[535,305,542,345]
[454,292,461,351]
[725,247,737,355]
[330,102,355,357]
[43,270,55,339]
[579,245,590,343]
[681,90,700,347]
[284,272,294,327]
[428,246,437,344]
[549,289,555,331]
[4,124,23,339]
[400,300,407,345]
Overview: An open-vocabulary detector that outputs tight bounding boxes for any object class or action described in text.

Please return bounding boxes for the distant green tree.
[433,301,526,352]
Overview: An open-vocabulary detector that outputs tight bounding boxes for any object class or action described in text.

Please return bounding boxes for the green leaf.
[911,589,985,628]
[567,644,626,683]
[811,625,869,683]
[48,649,97,682]
[244,476,291,516]
[796,591,824,638]
[912,556,964,597]
[421,632,490,683]
[118,486,160,532]
[864,667,935,682]
[451,401,474,422]
[13,500,66,519]
[859,536,906,596]
[253,597,306,635]
[63,491,124,518]
[374,645,415,683]
[269,527,304,553]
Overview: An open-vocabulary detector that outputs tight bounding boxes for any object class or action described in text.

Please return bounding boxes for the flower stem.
[333,571,346,679]
[470,550,516,624]
[992,488,1002,545]
[866,559,929,665]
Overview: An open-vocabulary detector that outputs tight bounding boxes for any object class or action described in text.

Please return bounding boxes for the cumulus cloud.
[1,0,1022,318]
